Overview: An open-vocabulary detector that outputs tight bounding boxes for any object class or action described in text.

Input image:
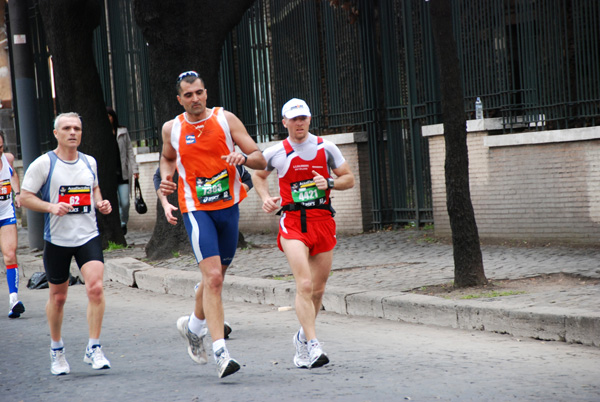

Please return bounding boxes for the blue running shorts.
[0,204,17,227]
[183,204,239,266]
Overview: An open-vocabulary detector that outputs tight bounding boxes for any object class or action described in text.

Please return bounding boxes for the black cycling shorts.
[43,236,104,285]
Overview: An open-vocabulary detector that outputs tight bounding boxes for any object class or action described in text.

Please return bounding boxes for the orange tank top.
[170,107,247,212]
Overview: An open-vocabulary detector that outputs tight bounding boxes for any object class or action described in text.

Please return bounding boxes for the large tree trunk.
[429,0,487,287]
[145,171,191,259]
[38,0,124,247]
[133,0,255,259]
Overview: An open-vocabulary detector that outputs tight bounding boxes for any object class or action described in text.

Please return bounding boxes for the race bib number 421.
[58,185,92,214]
[291,179,326,206]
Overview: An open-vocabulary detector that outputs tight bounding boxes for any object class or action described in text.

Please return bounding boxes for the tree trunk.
[429,0,487,287]
[133,0,255,259]
[38,0,124,247]
[144,171,191,259]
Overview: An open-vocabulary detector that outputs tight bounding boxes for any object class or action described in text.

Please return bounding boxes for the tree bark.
[38,0,124,247]
[145,171,191,259]
[133,0,255,259]
[429,0,487,287]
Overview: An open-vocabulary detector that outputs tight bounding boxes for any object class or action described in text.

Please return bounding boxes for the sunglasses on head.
[177,71,199,82]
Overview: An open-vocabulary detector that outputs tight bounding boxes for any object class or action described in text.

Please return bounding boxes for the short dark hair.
[176,75,205,95]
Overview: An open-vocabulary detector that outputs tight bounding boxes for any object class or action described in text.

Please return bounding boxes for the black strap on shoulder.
[276,203,335,233]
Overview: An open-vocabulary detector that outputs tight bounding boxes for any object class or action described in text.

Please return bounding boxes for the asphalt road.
[2,278,600,402]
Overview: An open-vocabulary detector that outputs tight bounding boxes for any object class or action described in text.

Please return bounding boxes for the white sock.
[188,313,206,335]
[212,339,227,359]
[299,327,307,342]
[51,339,64,350]
[88,338,100,349]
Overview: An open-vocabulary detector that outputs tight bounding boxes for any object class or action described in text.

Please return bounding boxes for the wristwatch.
[326,178,335,189]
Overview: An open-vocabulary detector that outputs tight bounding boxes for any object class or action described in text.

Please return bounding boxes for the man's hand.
[160,175,177,196]
[262,196,281,214]
[97,200,112,215]
[221,152,246,166]
[163,202,179,225]
[312,170,328,190]
[50,202,74,216]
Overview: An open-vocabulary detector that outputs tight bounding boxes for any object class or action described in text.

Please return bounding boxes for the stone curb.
[101,257,600,348]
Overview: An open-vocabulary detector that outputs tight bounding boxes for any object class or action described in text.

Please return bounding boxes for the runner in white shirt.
[20,112,113,376]
[0,132,24,318]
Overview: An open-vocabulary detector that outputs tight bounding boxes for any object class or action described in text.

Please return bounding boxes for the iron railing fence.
[220,0,436,228]
[454,0,600,131]
[18,0,600,229]
[103,0,157,151]
[379,0,435,226]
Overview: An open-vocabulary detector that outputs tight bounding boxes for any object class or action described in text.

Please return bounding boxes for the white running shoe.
[8,300,25,319]
[50,348,70,375]
[292,331,310,368]
[83,345,111,370]
[215,347,240,378]
[176,316,208,364]
[308,342,329,368]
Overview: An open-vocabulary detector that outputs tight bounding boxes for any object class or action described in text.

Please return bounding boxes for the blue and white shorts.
[183,204,239,266]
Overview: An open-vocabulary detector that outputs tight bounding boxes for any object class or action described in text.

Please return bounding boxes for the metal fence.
[101,0,157,150]
[19,0,600,229]
[220,0,436,228]
[455,0,600,130]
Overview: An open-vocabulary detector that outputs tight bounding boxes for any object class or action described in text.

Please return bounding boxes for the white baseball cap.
[282,98,311,119]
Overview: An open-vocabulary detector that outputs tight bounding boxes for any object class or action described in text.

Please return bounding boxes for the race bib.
[291,179,326,207]
[196,169,232,204]
[0,179,11,201]
[58,185,92,214]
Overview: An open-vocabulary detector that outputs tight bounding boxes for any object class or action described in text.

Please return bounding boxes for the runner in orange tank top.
[159,71,266,378]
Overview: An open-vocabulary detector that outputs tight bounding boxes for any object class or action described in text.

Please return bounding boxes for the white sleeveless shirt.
[0,153,16,221]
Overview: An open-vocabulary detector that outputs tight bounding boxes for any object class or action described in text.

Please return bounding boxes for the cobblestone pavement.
[15,226,600,346]
[20,227,600,288]
[98,228,600,315]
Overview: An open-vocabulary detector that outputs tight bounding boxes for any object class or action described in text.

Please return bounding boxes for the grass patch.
[271,275,294,281]
[105,241,126,251]
[460,290,526,299]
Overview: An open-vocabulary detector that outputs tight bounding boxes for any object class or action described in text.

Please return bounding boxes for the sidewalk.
[16,227,600,347]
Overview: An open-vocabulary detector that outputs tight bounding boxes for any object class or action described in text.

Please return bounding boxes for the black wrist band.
[243,154,248,164]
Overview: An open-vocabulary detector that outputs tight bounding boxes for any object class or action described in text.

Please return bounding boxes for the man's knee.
[312,287,325,301]
[49,291,68,308]
[296,277,313,297]
[203,270,224,292]
[86,279,105,303]
[2,249,16,263]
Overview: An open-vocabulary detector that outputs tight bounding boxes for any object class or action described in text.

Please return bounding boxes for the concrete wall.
[127,132,372,235]
[424,118,600,244]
